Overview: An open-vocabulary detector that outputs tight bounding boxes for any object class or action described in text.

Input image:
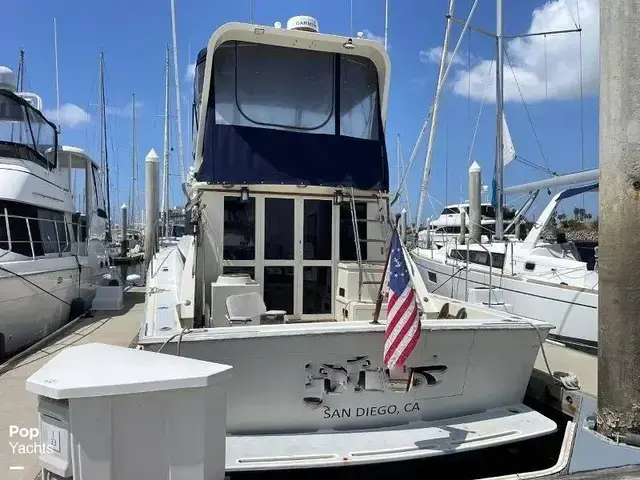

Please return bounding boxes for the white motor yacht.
[138,17,557,473]
[0,67,110,358]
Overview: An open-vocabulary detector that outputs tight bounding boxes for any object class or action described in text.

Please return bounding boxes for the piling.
[120,203,128,257]
[468,161,482,243]
[145,149,159,274]
[597,0,640,439]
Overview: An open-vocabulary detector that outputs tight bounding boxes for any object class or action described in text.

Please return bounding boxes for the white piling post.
[145,149,159,275]
[469,161,482,243]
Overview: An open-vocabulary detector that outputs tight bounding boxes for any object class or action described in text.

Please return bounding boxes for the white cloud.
[452,0,598,103]
[361,29,386,46]
[43,104,91,128]
[105,100,143,118]
[185,63,196,82]
[419,46,464,67]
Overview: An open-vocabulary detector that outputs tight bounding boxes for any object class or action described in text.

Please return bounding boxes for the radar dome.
[286,16,319,33]
[0,66,16,92]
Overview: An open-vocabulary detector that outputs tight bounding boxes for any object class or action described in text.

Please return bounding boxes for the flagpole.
[371,213,402,325]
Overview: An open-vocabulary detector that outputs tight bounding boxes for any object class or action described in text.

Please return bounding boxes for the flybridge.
[192,19,391,191]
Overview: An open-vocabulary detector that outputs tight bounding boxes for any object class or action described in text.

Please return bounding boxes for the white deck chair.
[225,292,287,325]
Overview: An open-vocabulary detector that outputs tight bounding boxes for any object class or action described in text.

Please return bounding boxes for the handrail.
[0,210,92,259]
[348,187,364,301]
[465,237,493,307]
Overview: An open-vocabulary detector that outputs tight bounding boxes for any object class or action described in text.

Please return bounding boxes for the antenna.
[170,0,186,192]
[350,0,353,36]
[384,0,389,50]
[17,50,25,92]
[54,18,60,131]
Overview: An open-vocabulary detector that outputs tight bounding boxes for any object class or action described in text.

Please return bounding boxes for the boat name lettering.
[322,402,420,419]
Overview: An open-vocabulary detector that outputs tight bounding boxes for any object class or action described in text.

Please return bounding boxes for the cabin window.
[340,56,379,140]
[303,266,332,314]
[339,202,367,260]
[303,200,332,260]
[215,42,335,133]
[8,212,34,257]
[212,41,381,141]
[265,198,294,260]
[441,207,459,215]
[263,266,294,314]
[0,208,8,251]
[0,91,57,169]
[428,271,437,283]
[37,209,63,254]
[434,226,465,234]
[223,196,256,260]
[449,249,505,269]
[524,262,535,271]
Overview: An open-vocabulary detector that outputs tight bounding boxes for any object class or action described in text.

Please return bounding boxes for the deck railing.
[0,208,92,259]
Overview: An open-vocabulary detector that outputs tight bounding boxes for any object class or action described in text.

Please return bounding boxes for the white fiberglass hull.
[412,250,598,350]
[0,258,100,356]
[140,319,555,470]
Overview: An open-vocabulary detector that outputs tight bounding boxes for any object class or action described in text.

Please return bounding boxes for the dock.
[0,288,144,479]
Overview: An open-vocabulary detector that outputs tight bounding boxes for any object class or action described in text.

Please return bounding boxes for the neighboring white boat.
[413,182,599,351]
[405,0,599,352]
[0,67,110,357]
[138,17,557,472]
[420,201,520,247]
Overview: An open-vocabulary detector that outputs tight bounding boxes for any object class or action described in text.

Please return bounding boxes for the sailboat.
[409,0,599,352]
[138,14,559,472]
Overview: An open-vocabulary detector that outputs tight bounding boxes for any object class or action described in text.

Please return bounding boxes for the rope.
[465,50,495,170]
[563,0,579,29]
[0,265,72,307]
[156,327,192,354]
[504,50,551,174]
[531,323,581,390]
[430,266,467,293]
[514,155,557,176]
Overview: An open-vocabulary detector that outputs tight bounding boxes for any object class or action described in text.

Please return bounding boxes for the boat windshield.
[0,90,57,169]
[197,40,388,190]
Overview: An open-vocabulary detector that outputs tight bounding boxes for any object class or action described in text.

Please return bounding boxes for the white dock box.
[26,343,232,480]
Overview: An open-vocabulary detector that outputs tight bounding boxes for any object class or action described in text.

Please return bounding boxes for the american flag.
[383,231,421,367]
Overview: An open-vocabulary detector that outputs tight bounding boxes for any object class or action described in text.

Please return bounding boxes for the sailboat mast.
[131,92,137,228]
[170,0,186,189]
[162,46,171,239]
[415,0,455,227]
[494,0,505,240]
[99,52,112,242]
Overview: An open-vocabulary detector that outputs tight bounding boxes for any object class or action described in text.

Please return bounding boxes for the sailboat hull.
[412,252,598,350]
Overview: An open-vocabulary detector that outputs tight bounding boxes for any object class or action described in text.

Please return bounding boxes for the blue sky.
[1,0,599,224]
